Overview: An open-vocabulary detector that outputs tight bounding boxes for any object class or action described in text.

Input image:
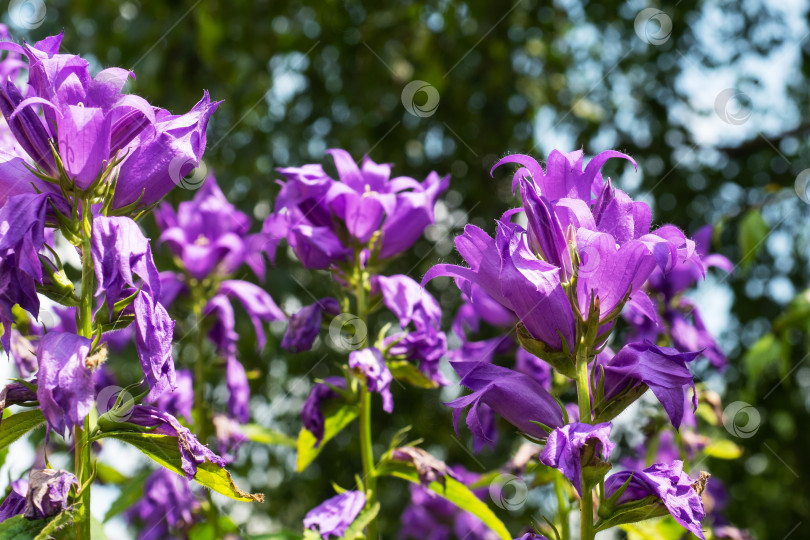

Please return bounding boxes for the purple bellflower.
[126,468,197,540]
[349,348,393,412]
[36,332,94,435]
[596,341,700,429]
[302,376,347,446]
[0,478,27,522]
[604,460,707,540]
[0,33,219,209]
[424,150,694,356]
[538,422,614,495]
[264,149,448,269]
[376,274,448,385]
[446,361,564,445]
[282,297,340,353]
[304,490,366,539]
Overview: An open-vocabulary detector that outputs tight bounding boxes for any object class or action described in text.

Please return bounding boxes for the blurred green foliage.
[9,0,810,538]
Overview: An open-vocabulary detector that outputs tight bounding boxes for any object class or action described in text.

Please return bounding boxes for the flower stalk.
[353,252,377,540]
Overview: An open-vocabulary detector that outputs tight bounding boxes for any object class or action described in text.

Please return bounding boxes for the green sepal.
[516,324,576,378]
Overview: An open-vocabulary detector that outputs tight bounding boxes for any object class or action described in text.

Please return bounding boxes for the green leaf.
[376,460,511,540]
[243,424,296,447]
[340,502,380,539]
[0,515,47,540]
[703,439,743,460]
[103,432,263,502]
[595,497,668,532]
[103,470,150,522]
[90,516,108,540]
[95,462,129,484]
[247,532,304,540]
[34,506,82,540]
[0,409,46,451]
[738,209,768,270]
[619,515,688,539]
[388,360,438,389]
[296,402,358,472]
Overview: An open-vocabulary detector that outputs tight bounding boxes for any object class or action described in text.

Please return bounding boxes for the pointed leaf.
[376,460,511,540]
[388,361,439,389]
[296,403,359,472]
[103,432,263,502]
[243,424,296,447]
[0,409,46,451]
[340,502,380,539]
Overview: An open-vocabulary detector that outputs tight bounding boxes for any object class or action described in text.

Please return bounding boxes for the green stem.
[553,471,570,540]
[75,217,95,540]
[192,301,207,443]
[575,353,593,540]
[353,255,377,540]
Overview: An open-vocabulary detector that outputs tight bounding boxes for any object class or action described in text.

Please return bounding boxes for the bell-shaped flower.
[0,478,27,522]
[126,469,197,540]
[282,297,340,353]
[446,361,564,445]
[92,215,175,400]
[349,347,393,413]
[302,376,346,446]
[154,175,259,281]
[376,274,448,384]
[538,422,614,495]
[264,149,448,269]
[36,332,94,435]
[304,490,366,539]
[604,460,707,540]
[596,341,700,428]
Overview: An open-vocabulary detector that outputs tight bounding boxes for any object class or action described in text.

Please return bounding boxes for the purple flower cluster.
[263,149,448,269]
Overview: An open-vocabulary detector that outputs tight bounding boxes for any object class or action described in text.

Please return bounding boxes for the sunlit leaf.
[0,409,46,452]
[376,460,511,540]
[296,402,358,472]
[104,432,263,502]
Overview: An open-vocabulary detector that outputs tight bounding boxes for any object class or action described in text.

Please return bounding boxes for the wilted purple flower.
[446,361,564,444]
[92,215,175,400]
[0,380,37,421]
[376,274,448,384]
[304,490,366,539]
[597,341,699,429]
[126,468,197,540]
[302,376,346,446]
[538,422,614,495]
[282,297,340,353]
[0,479,27,522]
[0,192,69,350]
[349,348,393,413]
[155,176,262,280]
[36,332,94,435]
[265,149,448,269]
[154,369,194,421]
[513,534,549,540]
[604,460,707,540]
[24,469,78,519]
[126,405,225,478]
[392,446,457,488]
